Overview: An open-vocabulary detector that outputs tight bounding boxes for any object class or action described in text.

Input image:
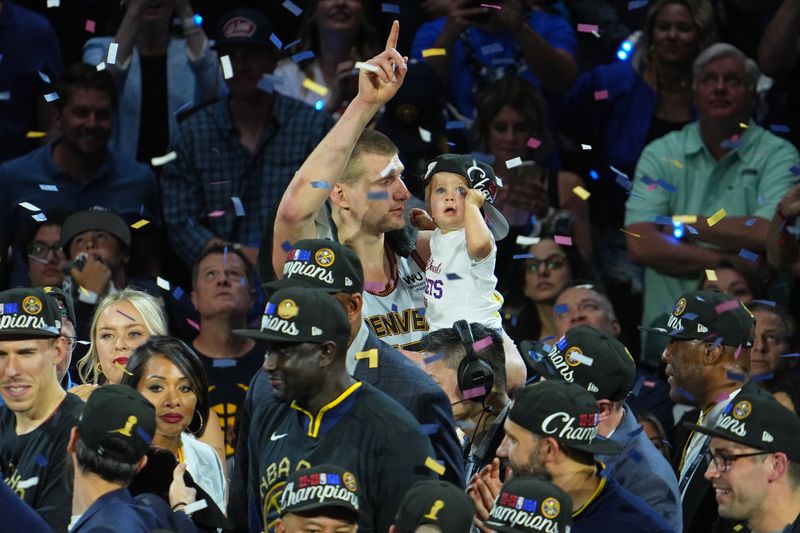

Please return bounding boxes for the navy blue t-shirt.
[573,474,672,533]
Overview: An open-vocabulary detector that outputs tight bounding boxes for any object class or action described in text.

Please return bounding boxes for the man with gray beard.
[470,380,671,533]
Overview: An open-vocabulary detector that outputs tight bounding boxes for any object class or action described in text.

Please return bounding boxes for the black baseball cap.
[522,325,637,402]
[61,207,131,251]
[77,384,156,464]
[213,8,275,50]
[42,286,76,326]
[687,386,800,462]
[0,287,61,338]
[639,290,755,348]
[265,239,364,296]
[509,380,623,455]
[280,464,360,520]
[234,287,350,345]
[484,476,573,533]
[422,153,510,240]
[393,480,475,533]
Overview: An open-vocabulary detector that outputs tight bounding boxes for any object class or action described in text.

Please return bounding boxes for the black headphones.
[454,320,495,404]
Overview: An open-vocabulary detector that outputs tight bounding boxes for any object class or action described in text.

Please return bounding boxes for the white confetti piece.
[106,42,119,65]
[32,213,48,222]
[231,196,245,217]
[18,477,39,489]
[43,92,59,102]
[515,235,541,246]
[38,71,51,84]
[354,61,379,73]
[418,127,432,142]
[38,184,58,192]
[580,144,592,150]
[505,157,523,169]
[220,55,233,79]
[46,0,59,7]
[568,352,594,366]
[150,151,177,166]
[19,202,41,212]
[0,91,9,101]
[156,276,171,290]
[95,62,106,71]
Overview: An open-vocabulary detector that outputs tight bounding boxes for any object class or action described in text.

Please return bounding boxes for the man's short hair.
[557,280,618,321]
[420,323,506,389]
[192,244,256,289]
[692,42,761,90]
[339,129,398,186]
[75,438,139,485]
[55,62,117,110]
[787,460,800,489]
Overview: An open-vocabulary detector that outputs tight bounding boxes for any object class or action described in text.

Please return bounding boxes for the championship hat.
[508,380,623,455]
[639,290,754,349]
[393,480,475,533]
[61,207,132,251]
[77,384,156,464]
[687,385,800,462]
[234,287,350,345]
[42,286,76,326]
[0,287,61,338]
[265,239,363,295]
[213,8,274,50]
[279,464,360,520]
[484,476,573,533]
[522,325,637,402]
[422,153,510,240]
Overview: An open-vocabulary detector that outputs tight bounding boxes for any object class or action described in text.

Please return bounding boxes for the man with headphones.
[419,321,509,482]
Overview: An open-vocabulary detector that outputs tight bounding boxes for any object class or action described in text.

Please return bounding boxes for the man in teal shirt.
[625,43,798,365]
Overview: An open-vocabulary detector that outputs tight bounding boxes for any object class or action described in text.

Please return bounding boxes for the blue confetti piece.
[39,184,58,192]
[35,454,48,467]
[720,138,740,149]
[554,303,568,315]
[628,0,648,9]
[682,312,698,320]
[758,194,766,206]
[738,248,758,262]
[423,352,445,365]
[726,370,747,381]
[446,273,461,280]
[292,50,315,63]
[269,33,283,49]
[751,372,774,382]
[418,307,426,316]
[367,191,389,200]
[615,175,632,190]
[640,175,656,185]
[711,336,723,348]
[770,124,791,134]
[470,152,495,164]
[675,387,696,402]
[685,224,698,235]
[310,181,330,189]
[654,215,672,225]
[193,13,203,26]
[420,423,439,435]
[446,120,466,130]
[745,218,756,227]
[136,425,152,444]
[512,253,535,260]
[781,353,800,358]
[657,179,677,192]
[281,240,293,252]
[43,92,59,102]
[391,303,398,312]
[284,39,302,50]
[381,2,400,13]
[556,337,567,352]
[790,165,800,177]
[231,196,245,217]
[282,0,303,16]
[265,302,276,315]
[213,358,237,368]
[172,286,184,300]
[589,169,599,180]
[752,299,776,306]
[38,71,51,84]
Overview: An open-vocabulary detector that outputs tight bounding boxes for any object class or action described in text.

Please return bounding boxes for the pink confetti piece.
[207,210,226,218]
[714,391,730,404]
[209,180,231,185]
[472,336,493,352]
[714,299,740,315]
[643,380,656,388]
[527,137,542,149]
[734,344,742,360]
[593,89,609,101]
[186,318,200,331]
[463,386,487,400]
[647,183,658,191]
[480,2,502,8]
[553,235,573,246]
[85,19,96,33]
[116,309,136,321]
[577,23,599,33]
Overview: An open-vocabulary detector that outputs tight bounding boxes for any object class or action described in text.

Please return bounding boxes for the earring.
[190,409,205,435]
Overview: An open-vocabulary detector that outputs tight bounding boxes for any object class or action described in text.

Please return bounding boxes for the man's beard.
[512,444,551,481]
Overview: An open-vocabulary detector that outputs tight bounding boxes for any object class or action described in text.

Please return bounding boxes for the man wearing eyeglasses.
[690,385,800,533]
[22,214,69,290]
[624,42,799,370]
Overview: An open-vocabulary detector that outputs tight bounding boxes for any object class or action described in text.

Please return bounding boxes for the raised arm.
[767,183,800,274]
[271,21,408,275]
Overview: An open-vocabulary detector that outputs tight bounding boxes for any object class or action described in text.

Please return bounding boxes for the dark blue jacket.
[69,488,197,533]
[573,475,672,533]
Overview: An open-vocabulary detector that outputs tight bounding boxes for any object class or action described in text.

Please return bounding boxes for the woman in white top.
[121,335,227,513]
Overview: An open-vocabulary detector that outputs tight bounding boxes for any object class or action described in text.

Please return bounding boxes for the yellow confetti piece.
[572,185,591,200]
[707,208,727,227]
[672,215,697,224]
[26,131,47,139]
[739,122,748,129]
[671,159,684,169]
[620,228,640,238]
[302,78,329,97]
[355,349,378,368]
[424,456,445,476]
[706,269,717,281]
[130,219,150,229]
[114,360,134,376]
[421,48,447,57]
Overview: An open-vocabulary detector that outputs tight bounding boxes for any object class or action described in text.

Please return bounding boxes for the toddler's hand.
[410,208,436,230]
[466,189,485,209]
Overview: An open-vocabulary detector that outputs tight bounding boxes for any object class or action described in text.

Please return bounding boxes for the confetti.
[38,71,52,84]
[527,137,542,149]
[572,185,591,200]
[354,61,379,73]
[213,359,236,368]
[445,120,466,130]
[130,219,149,229]
[705,269,717,281]
[107,42,119,64]
[39,184,58,192]
[43,92,59,102]
[355,349,378,368]
[553,235,572,246]
[173,286,185,300]
[671,159,684,169]
[85,19,96,33]
[726,370,747,382]
[208,210,226,218]
[580,144,592,150]
[46,0,59,6]
[19,202,40,212]
[17,477,39,489]
[32,213,47,222]
[707,208,727,227]
[156,277,171,290]
[505,157,522,169]
[35,454,48,467]
[0,91,10,101]
[554,303,568,315]
[512,253,535,260]
[672,215,697,224]
[381,2,400,13]
[738,248,758,262]
[568,352,594,366]
[752,299,776,306]
[220,55,234,79]
[150,151,177,166]
[616,175,632,191]
[26,131,47,138]
[186,318,200,331]
[282,0,303,16]
[516,235,541,246]
[231,196,246,217]
[472,336,493,352]
[734,344,742,360]
[628,0,648,9]
[480,43,504,55]
[423,352,444,365]
[715,299,740,314]
[116,309,136,321]
[446,273,462,280]
[292,50,315,63]
[420,423,439,435]
[310,181,330,189]
[781,353,800,358]
[95,62,106,71]
[422,48,447,57]
[685,225,698,235]
[425,456,446,476]
[593,89,608,101]
[577,23,599,33]
[463,386,487,400]
[269,33,283,49]
[418,127,432,142]
[302,77,329,96]
[657,179,677,192]
[770,124,791,134]
[481,3,502,8]
[790,165,800,177]
[675,387,695,402]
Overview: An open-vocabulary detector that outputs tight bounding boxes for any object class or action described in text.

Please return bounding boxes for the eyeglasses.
[526,255,567,273]
[27,241,65,259]
[63,336,78,351]
[704,449,771,472]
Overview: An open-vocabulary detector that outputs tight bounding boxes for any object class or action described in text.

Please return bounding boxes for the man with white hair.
[624,43,799,358]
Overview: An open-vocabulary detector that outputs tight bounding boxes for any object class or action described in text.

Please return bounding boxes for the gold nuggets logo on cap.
[541,497,560,519]
[222,16,256,38]
[314,248,335,267]
[342,471,357,492]
[565,346,583,367]
[673,297,687,317]
[732,400,752,420]
[23,296,43,315]
[277,299,299,320]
